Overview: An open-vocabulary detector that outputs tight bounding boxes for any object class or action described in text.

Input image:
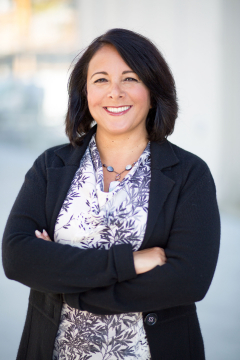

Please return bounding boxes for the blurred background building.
[0,0,240,359]
[0,0,78,149]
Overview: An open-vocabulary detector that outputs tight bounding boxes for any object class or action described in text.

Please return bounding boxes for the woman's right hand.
[35,229,52,242]
[133,247,166,274]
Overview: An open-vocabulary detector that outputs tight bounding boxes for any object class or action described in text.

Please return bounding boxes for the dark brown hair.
[65,28,178,145]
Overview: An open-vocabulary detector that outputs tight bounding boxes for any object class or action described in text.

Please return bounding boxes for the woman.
[2,28,220,360]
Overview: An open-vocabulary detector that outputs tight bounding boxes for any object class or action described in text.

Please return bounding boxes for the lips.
[104,106,132,115]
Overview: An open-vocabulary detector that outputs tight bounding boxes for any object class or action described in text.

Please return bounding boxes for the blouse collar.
[88,134,151,194]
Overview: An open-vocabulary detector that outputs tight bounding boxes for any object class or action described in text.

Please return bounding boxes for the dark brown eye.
[124,77,138,82]
[94,78,107,83]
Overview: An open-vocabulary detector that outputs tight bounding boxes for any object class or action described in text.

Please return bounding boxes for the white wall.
[219,0,240,211]
[76,0,240,210]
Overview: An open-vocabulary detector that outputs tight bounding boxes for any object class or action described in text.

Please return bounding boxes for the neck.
[95,128,148,167]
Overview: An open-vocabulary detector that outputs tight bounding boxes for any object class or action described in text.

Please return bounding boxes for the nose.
[107,82,124,99]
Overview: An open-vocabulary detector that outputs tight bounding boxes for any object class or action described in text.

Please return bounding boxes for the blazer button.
[144,313,158,326]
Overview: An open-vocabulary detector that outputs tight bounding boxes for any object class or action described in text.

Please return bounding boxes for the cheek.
[87,88,104,110]
[132,88,151,108]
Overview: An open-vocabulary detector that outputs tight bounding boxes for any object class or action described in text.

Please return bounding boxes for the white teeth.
[106,106,130,113]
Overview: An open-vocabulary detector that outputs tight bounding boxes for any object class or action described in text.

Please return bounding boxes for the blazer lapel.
[140,140,179,249]
[46,127,97,238]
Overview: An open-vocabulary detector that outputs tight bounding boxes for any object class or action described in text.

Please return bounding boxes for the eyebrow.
[90,70,135,79]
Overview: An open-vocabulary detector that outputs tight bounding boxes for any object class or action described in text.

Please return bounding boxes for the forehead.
[87,45,132,76]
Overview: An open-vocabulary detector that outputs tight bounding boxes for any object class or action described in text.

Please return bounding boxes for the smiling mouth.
[104,106,132,115]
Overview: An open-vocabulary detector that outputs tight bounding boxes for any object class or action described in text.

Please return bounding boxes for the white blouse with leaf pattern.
[52,135,152,360]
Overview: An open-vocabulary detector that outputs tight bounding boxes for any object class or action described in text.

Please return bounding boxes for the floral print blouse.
[52,135,152,360]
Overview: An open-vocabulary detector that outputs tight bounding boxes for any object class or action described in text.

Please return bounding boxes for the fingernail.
[35,230,41,236]
[43,229,48,236]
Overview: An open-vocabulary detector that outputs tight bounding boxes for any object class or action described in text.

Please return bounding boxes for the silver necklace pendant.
[103,161,137,181]
[106,166,114,172]
[125,164,132,170]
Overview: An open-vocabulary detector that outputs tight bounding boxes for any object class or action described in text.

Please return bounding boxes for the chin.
[106,126,133,136]
[98,122,132,135]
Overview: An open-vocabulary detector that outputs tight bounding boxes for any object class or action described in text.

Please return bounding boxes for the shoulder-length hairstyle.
[66,28,178,145]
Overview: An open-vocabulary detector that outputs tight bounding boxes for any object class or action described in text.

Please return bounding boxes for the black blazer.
[2,126,220,360]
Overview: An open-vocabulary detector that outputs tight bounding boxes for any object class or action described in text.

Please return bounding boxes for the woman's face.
[86,45,151,138]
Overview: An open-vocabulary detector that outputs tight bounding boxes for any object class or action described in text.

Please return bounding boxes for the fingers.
[35,229,52,242]
[142,247,166,267]
[161,252,167,265]
[133,247,167,274]
[35,230,43,238]
[155,247,167,266]
[43,229,51,241]
[158,248,166,263]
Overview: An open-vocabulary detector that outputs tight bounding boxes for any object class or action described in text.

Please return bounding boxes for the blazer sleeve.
[2,152,137,294]
[64,168,220,314]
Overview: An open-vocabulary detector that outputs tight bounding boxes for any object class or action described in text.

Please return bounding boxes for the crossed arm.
[35,176,220,315]
[2,153,220,314]
[35,229,167,275]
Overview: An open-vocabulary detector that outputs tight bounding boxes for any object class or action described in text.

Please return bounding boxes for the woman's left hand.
[35,229,52,242]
